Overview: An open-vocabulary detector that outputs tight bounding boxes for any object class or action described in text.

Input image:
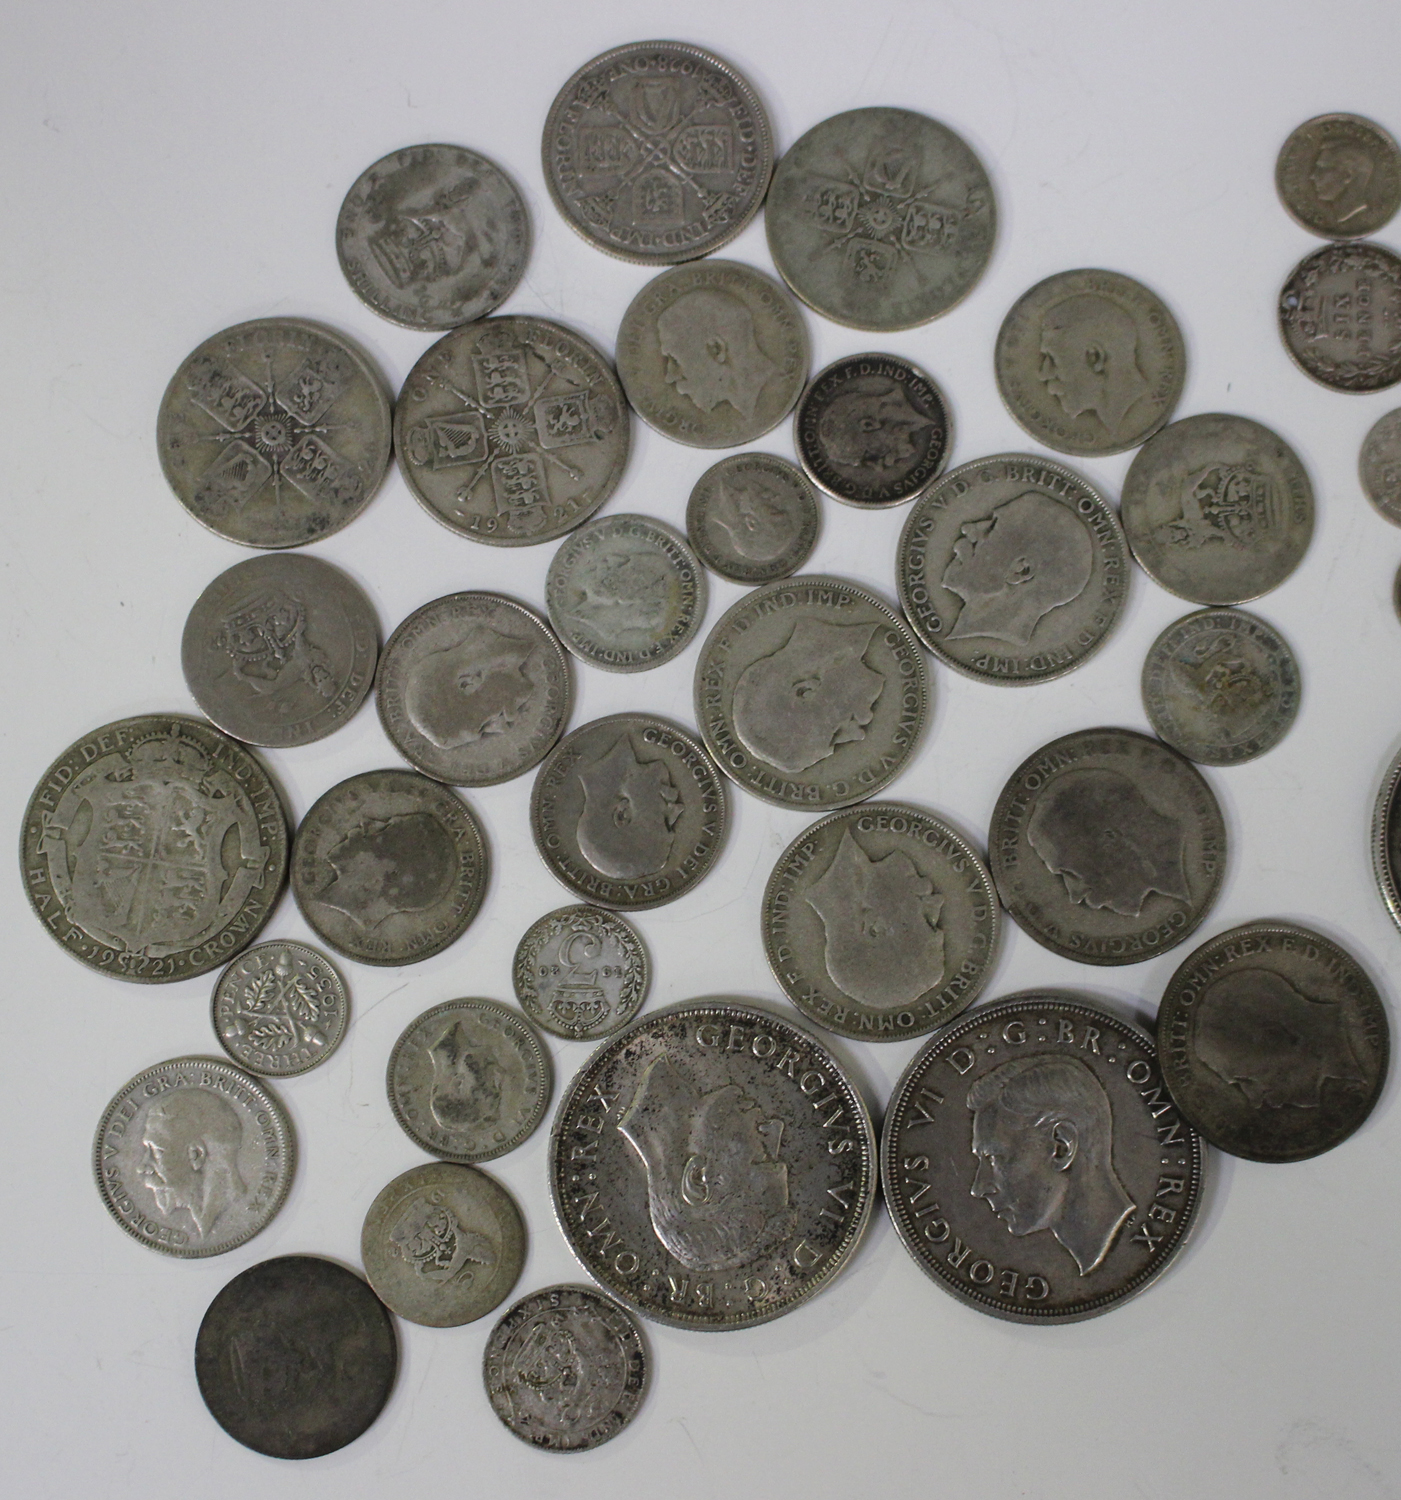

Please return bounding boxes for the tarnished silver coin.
[336,142,529,330]
[763,802,1000,1042]
[694,575,928,811]
[291,769,487,966]
[361,1161,526,1328]
[514,905,650,1041]
[1360,407,1401,523]
[1142,609,1300,765]
[550,999,876,1330]
[531,713,727,911]
[765,106,996,331]
[542,41,772,265]
[376,592,571,786]
[1370,742,1401,937]
[995,269,1185,457]
[157,317,392,548]
[387,998,551,1163]
[686,452,820,584]
[21,714,287,983]
[989,727,1226,965]
[1279,241,1401,392]
[1276,114,1401,240]
[1158,922,1389,1163]
[898,453,1129,684]
[1121,413,1314,604]
[882,994,1204,1323]
[484,1285,648,1451]
[212,941,349,1078]
[94,1056,295,1257]
[395,315,630,546]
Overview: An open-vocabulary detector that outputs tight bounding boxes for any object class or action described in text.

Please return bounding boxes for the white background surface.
[4,1,1401,1496]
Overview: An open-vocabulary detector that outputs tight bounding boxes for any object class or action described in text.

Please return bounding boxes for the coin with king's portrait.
[686,452,820,584]
[1276,114,1401,240]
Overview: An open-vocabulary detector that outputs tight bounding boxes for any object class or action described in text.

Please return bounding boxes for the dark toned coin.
[686,452,820,584]
[1276,113,1401,240]
[1279,241,1401,392]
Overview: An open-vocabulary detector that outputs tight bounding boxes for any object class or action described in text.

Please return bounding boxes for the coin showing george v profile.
[686,452,820,584]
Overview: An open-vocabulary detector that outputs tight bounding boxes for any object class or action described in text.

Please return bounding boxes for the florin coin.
[1359,407,1401,524]
[1371,741,1401,937]
[212,941,349,1078]
[881,993,1204,1323]
[513,904,650,1041]
[157,317,392,548]
[549,999,876,1330]
[686,452,820,584]
[1275,114,1401,240]
[1279,241,1401,392]
[21,714,287,983]
[1157,922,1389,1162]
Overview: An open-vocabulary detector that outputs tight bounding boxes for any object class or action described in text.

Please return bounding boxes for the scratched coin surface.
[1359,407,1401,524]
[212,941,349,1078]
[882,993,1204,1323]
[1279,241,1401,392]
[686,452,820,584]
[1276,114,1401,239]
[513,904,650,1041]
[549,999,876,1330]
[1373,743,1401,937]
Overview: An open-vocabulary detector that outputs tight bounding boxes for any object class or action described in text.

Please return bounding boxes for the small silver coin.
[376,592,572,785]
[1276,114,1401,240]
[158,317,392,548]
[513,904,650,1041]
[1280,241,1401,392]
[881,993,1204,1323]
[336,142,529,330]
[212,941,349,1078]
[94,1056,295,1258]
[995,268,1185,457]
[1359,407,1401,524]
[686,452,820,584]
[1370,741,1401,937]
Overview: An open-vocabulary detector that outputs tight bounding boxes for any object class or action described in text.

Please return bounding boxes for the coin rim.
[512,904,652,1041]
[211,940,351,1078]
[1371,742,1401,937]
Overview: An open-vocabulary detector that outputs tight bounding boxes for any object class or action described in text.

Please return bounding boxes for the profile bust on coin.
[1276,113,1401,240]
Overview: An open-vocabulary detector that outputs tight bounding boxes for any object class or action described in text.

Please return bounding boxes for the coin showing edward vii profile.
[686,452,820,584]
[1373,743,1401,937]
[1275,113,1401,240]
[513,904,650,1042]
[1279,242,1401,392]
[212,941,349,1078]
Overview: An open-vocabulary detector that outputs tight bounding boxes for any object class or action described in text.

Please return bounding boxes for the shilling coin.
[336,142,530,330]
[1275,114,1401,239]
[765,106,996,331]
[513,904,650,1041]
[882,994,1204,1323]
[376,592,572,786]
[395,315,630,546]
[157,317,392,548]
[20,714,287,984]
[1157,922,1389,1162]
[549,999,876,1330]
[1359,407,1401,524]
[897,453,1129,684]
[212,941,349,1078]
[686,452,820,584]
[1279,241,1401,392]
[1370,742,1401,936]
[988,727,1226,966]
[762,802,1000,1042]
[995,269,1185,457]
[694,575,928,811]
[291,768,488,966]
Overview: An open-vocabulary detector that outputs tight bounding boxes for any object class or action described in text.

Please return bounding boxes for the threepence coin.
[686,452,820,584]
[881,993,1203,1323]
[549,999,876,1330]
[21,714,287,984]
[513,904,650,1041]
[1371,742,1401,937]
[212,941,349,1078]
[1279,242,1401,392]
[1275,114,1401,240]
[1359,407,1401,524]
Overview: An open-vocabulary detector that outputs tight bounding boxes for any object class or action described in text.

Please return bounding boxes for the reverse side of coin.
[1280,242,1401,392]
[514,904,650,1041]
[1371,743,1401,937]
[1276,114,1401,240]
[686,452,820,584]
[882,994,1204,1323]
[212,941,349,1078]
[1359,407,1401,524]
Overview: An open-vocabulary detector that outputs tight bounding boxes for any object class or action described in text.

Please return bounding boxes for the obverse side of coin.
[395,316,630,546]
[292,769,487,966]
[514,904,650,1040]
[377,592,572,785]
[1280,242,1401,392]
[1276,114,1401,239]
[995,269,1185,457]
[337,143,530,330]
[550,1000,876,1330]
[882,994,1203,1323]
[694,575,928,810]
[21,714,287,984]
[213,941,349,1078]
[158,318,391,548]
[989,727,1226,965]
[686,452,820,584]
[1372,743,1401,936]
[765,107,996,331]
[94,1056,295,1257]
[763,802,1000,1042]
[1158,922,1389,1162]
[898,453,1128,683]
[1359,407,1401,524]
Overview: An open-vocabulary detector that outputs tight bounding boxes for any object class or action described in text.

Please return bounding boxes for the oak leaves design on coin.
[686,452,820,584]
[514,905,650,1041]
[213,941,349,1078]
[1279,242,1401,392]
[1275,114,1401,240]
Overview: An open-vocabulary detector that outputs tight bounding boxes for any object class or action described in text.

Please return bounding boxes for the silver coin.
[395,315,630,546]
[291,769,488,966]
[881,994,1204,1323]
[898,453,1129,684]
[765,106,996,331]
[530,713,727,911]
[1142,608,1300,765]
[513,905,650,1041]
[615,260,809,448]
[1359,407,1401,523]
[686,452,820,584]
[157,317,392,548]
[546,514,706,673]
[549,999,876,1330]
[762,802,1000,1042]
[21,714,287,984]
[988,727,1226,965]
[387,998,551,1163]
[212,941,349,1078]
[1279,241,1401,392]
[1370,741,1401,937]
[694,575,929,811]
[1276,113,1401,240]
[94,1056,295,1258]
[542,41,772,265]
[361,1161,526,1328]
[995,269,1185,457]
[182,553,379,748]
[336,142,529,330]
[376,592,572,785]
[1120,413,1314,604]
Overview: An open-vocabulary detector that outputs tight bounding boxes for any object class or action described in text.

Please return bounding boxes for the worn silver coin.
[686,452,820,584]
[1279,241,1401,392]
[212,941,349,1078]
[1276,114,1401,240]
[1370,742,1401,937]
[513,904,650,1041]
[1359,407,1401,523]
